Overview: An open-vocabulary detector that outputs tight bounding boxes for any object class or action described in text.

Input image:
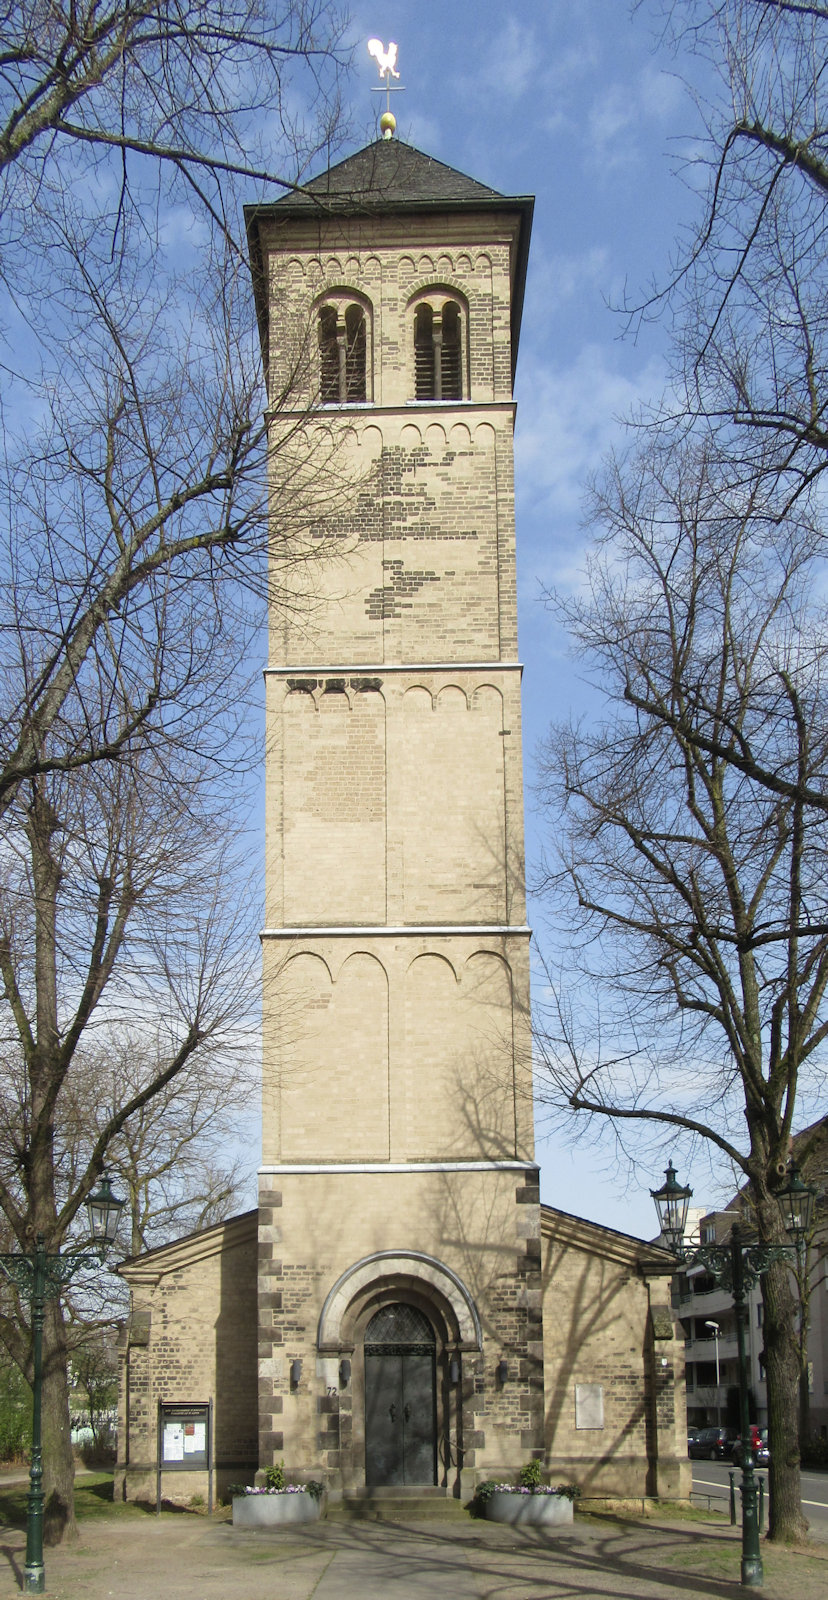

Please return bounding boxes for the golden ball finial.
[380,111,396,139]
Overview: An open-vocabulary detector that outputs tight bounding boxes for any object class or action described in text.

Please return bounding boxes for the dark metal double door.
[365,1347,436,1485]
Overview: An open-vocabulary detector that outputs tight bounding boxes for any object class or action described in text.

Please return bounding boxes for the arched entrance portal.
[364,1303,437,1486]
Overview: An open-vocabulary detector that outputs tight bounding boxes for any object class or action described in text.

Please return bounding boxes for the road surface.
[692,1459,828,1541]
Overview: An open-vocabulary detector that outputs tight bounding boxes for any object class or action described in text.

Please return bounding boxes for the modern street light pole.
[0,1176,125,1594]
[704,1319,721,1426]
[650,1162,816,1590]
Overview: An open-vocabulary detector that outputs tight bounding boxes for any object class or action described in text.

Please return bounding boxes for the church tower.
[245,138,542,1496]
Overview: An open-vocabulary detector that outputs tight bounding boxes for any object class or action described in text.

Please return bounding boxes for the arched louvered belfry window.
[317,300,368,404]
[412,295,464,401]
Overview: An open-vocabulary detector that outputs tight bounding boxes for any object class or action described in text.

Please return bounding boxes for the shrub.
[264,1461,286,1491]
[472,1476,580,1511]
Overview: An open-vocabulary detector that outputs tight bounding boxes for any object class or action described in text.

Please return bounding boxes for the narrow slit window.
[441,302,462,400]
[319,305,340,403]
[414,303,435,399]
[345,304,366,401]
[318,302,368,403]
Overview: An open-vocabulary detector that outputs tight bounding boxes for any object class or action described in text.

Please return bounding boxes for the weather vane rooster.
[368,39,403,137]
[367,39,399,81]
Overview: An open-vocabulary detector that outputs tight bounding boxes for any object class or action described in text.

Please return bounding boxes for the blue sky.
[334,4,716,1237]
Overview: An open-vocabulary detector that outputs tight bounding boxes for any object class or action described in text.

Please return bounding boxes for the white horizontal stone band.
[261,924,532,938]
[264,661,523,674]
[267,400,516,420]
[259,1161,538,1174]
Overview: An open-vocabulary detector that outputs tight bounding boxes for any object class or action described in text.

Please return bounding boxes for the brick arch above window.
[407,286,468,402]
[314,289,373,405]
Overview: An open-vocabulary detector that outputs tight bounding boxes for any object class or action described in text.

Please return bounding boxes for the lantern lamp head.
[85,1174,126,1253]
[777,1163,817,1240]
[650,1161,693,1253]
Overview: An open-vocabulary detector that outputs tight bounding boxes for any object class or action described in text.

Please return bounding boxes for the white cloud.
[457,14,599,108]
[516,343,664,519]
[587,64,688,170]
[523,245,611,321]
[638,62,685,121]
[477,17,537,99]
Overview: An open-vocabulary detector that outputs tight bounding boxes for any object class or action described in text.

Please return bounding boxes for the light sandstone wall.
[263,217,516,413]
[264,668,525,931]
[264,414,517,669]
[256,1167,544,1493]
[540,1213,692,1501]
[261,221,520,672]
[117,165,689,1515]
[116,1214,258,1505]
[261,932,533,1166]
[255,200,538,1497]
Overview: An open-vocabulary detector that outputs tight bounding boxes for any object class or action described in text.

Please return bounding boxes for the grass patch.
[661,1541,828,1587]
[0,1472,118,1529]
[649,1500,730,1524]
[0,1473,209,1529]
[661,1545,737,1578]
[576,1501,729,1529]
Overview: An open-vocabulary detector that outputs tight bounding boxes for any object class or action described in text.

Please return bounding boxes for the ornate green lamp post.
[0,1175,125,1594]
[651,1162,816,1590]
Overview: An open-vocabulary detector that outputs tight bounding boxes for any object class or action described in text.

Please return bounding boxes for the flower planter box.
[485,1491,574,1528]
[232,1491,322,1528]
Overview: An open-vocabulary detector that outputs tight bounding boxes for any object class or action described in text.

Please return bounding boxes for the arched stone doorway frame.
[316,1251,482,1493]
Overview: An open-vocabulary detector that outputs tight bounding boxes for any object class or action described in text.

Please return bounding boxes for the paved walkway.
[0,1511,827,1600]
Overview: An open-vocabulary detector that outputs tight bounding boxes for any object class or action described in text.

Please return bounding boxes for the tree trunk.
[797,1242,812,1452]
[762,1255,808,1542]
[41,1298,76,1544]
[799,1366,811,1453]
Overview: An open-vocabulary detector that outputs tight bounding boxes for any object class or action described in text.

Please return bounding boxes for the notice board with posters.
[156,1401,213,1512]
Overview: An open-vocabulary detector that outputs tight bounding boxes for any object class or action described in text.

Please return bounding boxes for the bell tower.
[246,137,540,1496]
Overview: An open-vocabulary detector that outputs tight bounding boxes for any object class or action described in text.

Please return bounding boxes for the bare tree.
[535,430,828,1541]
[0,245,346,1543]
[0,0,353,1548]
[0,3,349,237]
[0,219,348,818]
[638,4,828,499]
[0,0,350,823]
[786,1123,828,1450]
[0,724,261,1535]
[58,1032,254,1259]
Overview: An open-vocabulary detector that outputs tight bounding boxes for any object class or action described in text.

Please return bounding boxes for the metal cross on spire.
[367,39,404,137]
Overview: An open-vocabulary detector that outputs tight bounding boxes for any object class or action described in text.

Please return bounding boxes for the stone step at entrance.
[328,1486,469,1522]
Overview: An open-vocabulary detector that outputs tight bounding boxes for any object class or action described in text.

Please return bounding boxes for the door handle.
[403,1404,411,1423]
[389,1403,396,1421]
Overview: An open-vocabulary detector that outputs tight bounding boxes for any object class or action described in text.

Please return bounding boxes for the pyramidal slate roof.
[273,138,507,210]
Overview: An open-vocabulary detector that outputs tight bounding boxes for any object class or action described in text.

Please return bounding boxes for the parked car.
[732,1427,770,1466]
[688,1425,739,1459]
